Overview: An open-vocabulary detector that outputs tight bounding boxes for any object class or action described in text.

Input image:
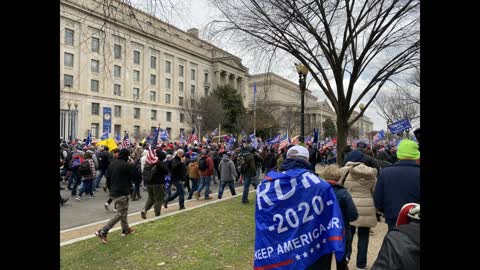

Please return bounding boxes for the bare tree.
[208,0,419,164]
[278,107,300,136]
[374,90,419,126]
[179,95,226,137]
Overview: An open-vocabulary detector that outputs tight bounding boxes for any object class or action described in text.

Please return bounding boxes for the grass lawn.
[61,193,256,270]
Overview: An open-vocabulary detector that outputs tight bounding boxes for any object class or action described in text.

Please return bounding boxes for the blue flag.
[115,133,121,142]
[267,134,281,145]
[180,130,185,145]
[250,133,258,149]
[227,134,236,149]
[254,169,345,270]
[146,128,159,146]
[253,81,257,106]
[100,130,109,140]
[85,131,92,146]
[160,129,169,142]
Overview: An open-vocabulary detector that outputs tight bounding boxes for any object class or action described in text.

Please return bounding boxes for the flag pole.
[219,124,221,144]
[253,81,257,136]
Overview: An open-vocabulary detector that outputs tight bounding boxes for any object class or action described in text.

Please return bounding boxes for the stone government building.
[60,0,249,141]
[60,0,373,142]
[248,73,373,138]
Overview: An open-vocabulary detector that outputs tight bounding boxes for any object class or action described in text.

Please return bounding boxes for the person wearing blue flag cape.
[255,145,346,270]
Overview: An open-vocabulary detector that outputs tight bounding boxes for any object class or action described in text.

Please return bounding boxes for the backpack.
[198,156,208,171]
[238,155,248,174]
[143,163,154,184]
[78,160,91,176]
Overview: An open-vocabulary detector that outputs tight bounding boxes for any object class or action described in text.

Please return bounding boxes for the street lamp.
[197,115,202,142]
[359,103,365,139]
[295,63,308,143]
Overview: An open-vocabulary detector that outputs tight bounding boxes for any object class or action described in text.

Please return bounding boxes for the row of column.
[214,70,243,91]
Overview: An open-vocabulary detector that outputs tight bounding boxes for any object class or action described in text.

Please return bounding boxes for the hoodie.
[218,156,238,182]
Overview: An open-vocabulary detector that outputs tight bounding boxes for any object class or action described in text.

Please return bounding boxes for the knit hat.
[396,203,420,226]
[397,139,420,160]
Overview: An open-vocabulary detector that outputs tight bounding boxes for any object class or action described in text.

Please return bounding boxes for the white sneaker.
[104,203,109,211]
[75,196,81,201]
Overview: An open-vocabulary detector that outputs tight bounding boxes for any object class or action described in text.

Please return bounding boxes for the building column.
[233,75,238,90]
[225,72,231,86]
[215,70,221,88]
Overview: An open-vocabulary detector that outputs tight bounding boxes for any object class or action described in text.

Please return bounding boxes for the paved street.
[60,176,246,230]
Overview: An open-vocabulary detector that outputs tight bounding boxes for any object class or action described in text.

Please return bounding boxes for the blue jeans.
[95,168,107,189]
[346,226,370,269]
[242,175,255,202]
[218,181,236,199]
[188,178,199,199]
[78,178,94,197]
[196,176,211,199]
[166,181,185,208]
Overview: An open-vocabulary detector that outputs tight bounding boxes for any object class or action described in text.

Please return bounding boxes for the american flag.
[188,127,199,144]
[119,132,130,149]
[179,130,185,145]
[278,135,290,151]
[210,127,219,137]
[145,145,158,165]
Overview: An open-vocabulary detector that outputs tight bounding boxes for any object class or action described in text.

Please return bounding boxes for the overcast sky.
[133,0,402,131]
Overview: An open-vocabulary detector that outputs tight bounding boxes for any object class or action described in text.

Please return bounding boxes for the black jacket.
[97,151,111,170]
[328,181,358,236]
[150,162,169,185]
[170,156,186,182]
[106,158,137,197]
[263,152,277,169]
[371,221,420,270]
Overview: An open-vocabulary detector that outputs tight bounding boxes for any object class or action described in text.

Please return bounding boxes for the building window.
[180,128,185,136]
[180,113,185,123]
[64,53,74,67]
[114,44,122,59]
[91,123,99,139]
[91,59,99,73]
[91,80,99,92]
[133,88,139,99]
[165,94,171,104]
[151,110,157,120]
[150,74,156,85]
[191,69,196,81]
[114,65,121,78]
[191,98,195,107]
[151,56,156,69]
[205,88,209,96]
[191,85,195,96]
[114,105,122,117]
[114,124,121,137]
[64,74,73,87]
[166,61,171,73]
[91,37,100,53]
[179,82,184,93]
[133,50,140,64]
[166,78,171,89]
[179,65,184,77]
[179,96,184,106]
[133,70,140,82]
[114,84,121,96]
[91,103,100,115]
[134,125,140,135]
[134,108,140,119]
[65,28,74,46]
[166,111,172,122]
[205,73,208,82]
[150,91,156,102]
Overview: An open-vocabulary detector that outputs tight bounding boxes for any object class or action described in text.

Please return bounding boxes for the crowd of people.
[60,128,420,269]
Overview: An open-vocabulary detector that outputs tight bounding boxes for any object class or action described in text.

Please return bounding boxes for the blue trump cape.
[254,169,345,270]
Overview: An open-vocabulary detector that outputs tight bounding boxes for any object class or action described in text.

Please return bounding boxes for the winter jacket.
[373,160,420,226]
[187,162,200,179]
[198,155,214,177]
[218,157,238,182]
[81,158,96,180]
[344,149,381,172]
[327,180,359,230]
[149,162,169,185]
[340,162,378,228]
[371,221,420,270]
[170,155,186,182]
[239,150,256,177]
[213,156,221,172]
[97,151,111,170]
[263,152,277,169]
[106,158,137,197]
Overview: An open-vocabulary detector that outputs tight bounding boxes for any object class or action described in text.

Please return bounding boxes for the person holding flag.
[254,145,345,270]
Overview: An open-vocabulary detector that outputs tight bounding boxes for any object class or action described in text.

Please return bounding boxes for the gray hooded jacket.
[218,156,238,182]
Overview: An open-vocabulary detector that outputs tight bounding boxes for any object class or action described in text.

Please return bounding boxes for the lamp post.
[295,63,309,143]
[197,115,202,142]
[359,103,365,139]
